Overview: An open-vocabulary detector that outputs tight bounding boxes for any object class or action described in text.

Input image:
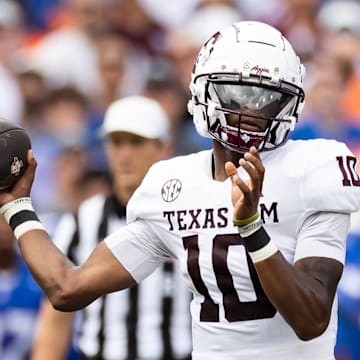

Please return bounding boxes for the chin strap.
[206,100,218,117]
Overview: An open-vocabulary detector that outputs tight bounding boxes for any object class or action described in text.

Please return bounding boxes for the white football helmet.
[188,21,305,153]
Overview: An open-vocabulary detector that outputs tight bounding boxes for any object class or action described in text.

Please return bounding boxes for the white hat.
[317,0,360,34]
[100,96,170,141]
[183,5,243,46]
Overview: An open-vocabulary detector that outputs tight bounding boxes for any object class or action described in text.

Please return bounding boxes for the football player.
[1,21,360,360]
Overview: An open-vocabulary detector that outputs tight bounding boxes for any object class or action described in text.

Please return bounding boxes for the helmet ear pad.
[188,21,305,153]
[189,80,213,139]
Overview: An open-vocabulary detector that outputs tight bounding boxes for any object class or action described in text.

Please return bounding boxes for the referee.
[31,96,192,360]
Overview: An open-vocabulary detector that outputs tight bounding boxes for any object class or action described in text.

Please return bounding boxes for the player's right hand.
[0,150,37,206]
[225,146,264,221]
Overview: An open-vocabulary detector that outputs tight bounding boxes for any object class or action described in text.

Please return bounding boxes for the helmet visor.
[212,83,293,119]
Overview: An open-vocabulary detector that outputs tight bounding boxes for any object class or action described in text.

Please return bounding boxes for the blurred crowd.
[0,0,359,359]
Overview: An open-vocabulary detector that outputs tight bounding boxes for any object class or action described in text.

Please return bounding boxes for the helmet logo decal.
[240,133,251,143]
[161,179,182,202]
[194,32,222,71]
[251,65,270,76]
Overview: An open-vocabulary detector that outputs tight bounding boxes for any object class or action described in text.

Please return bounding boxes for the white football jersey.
[105,139,360,360]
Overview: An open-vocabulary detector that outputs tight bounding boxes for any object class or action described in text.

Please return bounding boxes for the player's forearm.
[18,229,91,311]
[254,252,337,341]
[0,196,90,309]
[19,229,136,311]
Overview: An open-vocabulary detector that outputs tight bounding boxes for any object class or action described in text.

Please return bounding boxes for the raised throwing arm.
[0,151,136,311]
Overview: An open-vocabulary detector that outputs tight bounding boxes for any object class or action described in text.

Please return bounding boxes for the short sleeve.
[104,219,170,283]
[294,211,350,264]
[302,140,360,213]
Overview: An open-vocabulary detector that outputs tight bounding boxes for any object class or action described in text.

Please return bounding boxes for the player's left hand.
[225,146,264,221]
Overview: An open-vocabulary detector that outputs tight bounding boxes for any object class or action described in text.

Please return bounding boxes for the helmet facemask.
[193,73,304,153]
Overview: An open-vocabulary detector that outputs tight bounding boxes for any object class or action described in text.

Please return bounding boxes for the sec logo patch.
[161,179,182,202]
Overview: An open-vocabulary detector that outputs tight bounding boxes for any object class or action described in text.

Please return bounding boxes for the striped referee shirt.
[53,193,192,360]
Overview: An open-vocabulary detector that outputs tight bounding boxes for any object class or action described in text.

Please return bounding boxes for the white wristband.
[0,197,33,222]
[237,219,263,237]
[240,226,279,263]
[0,197,45,239]
[248,241,279,263]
